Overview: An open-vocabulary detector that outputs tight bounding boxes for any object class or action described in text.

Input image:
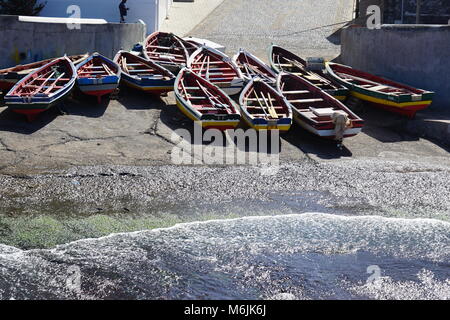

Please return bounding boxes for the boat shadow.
[282,124,353,159]
[159,104,282,155]
[0,106,59,134]
[59,92,109,118]
[355,105,420,143]
[116,85,166,110]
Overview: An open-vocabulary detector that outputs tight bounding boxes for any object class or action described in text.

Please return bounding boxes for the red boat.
[233,48,277,84]
[174,68,241,130]
[0,54,88,92]
[277,72,364,141]
[4,57,77,121]
[143,31,189,74]
[188,46,244,95]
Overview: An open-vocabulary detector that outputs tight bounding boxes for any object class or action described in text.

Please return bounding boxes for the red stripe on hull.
[11,108,47,122]
[370,102,431,119]
[81,89,115,103]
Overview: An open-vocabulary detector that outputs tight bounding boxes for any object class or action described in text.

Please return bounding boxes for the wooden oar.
[196,79,230,113]
[102,63,114,76]
[252,90,269,119]
[266,92,279,118]
[260,91,278,118]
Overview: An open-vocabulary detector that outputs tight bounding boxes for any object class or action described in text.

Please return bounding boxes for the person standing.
[119,0,129,23]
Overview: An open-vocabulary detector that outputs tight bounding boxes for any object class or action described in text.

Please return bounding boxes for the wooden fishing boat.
[239,78,292,131]
[114,51,175,94]
[233,48,277,84]
[76,53,121,103]
[277,72,364,141]
[325,62,434,118]
[179,37,200,55]
[268,45,348,101]
[187,46,244,95]
[0,54,88,92]
[143,31,189,74]
[174,68,241,130]
[4,56,77,121]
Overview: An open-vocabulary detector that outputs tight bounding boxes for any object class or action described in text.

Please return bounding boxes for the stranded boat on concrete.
[325,62,434,118]
[233,48,277,84]
[4,56,77,121]
[188,46,244,95]
[143,31,189,74]
[269,45,348,101]
[277,72,364,141]
[114,51,175,94]
[0,54,87,92]
[239,78,292,131]
[174,68,241,130]
[76,53,121,103]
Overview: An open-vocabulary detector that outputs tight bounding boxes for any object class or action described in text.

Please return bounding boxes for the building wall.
[340,24,450,109]
[38,0,172,33]
[0,15,146,68]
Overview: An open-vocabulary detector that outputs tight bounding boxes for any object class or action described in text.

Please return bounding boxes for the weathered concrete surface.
[160,0,225,36]
[0,15,145,68]
[0,86,449,176]
[188,0,355,60]
[341,24,450,110]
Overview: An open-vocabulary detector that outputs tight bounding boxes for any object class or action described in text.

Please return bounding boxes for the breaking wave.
[0,213,449,299]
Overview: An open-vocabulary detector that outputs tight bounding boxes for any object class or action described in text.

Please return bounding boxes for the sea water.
[0,213,448,300]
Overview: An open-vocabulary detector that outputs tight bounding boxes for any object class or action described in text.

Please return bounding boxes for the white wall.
[38,0,172,33]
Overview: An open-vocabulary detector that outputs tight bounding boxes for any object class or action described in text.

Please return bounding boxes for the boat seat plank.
[129,69,155,73]
[148,45,179,50]
[370,85,390,91]
[283,90,310,95]
[79,71,106,74]
[188,96,208,100]
[290,98,324,103]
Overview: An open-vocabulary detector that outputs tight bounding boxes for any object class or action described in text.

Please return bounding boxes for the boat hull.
[175,99,240,130]
[325,62,434,118]
[6,86,74,121]
[349,90,432,118]
[293,110,362,139]
[121,75,175,94]
[77,81,120,101]
[240,110,292,131]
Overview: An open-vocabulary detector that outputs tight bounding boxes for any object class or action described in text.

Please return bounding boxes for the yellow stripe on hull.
[176,100,240,129]
[242,114,291,131]
[350,91,432,108]
[334,96,347,101]
[123,80,173,92]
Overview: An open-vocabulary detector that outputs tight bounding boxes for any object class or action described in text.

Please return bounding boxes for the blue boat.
[76,52,121,103]
[114,50,175,94]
